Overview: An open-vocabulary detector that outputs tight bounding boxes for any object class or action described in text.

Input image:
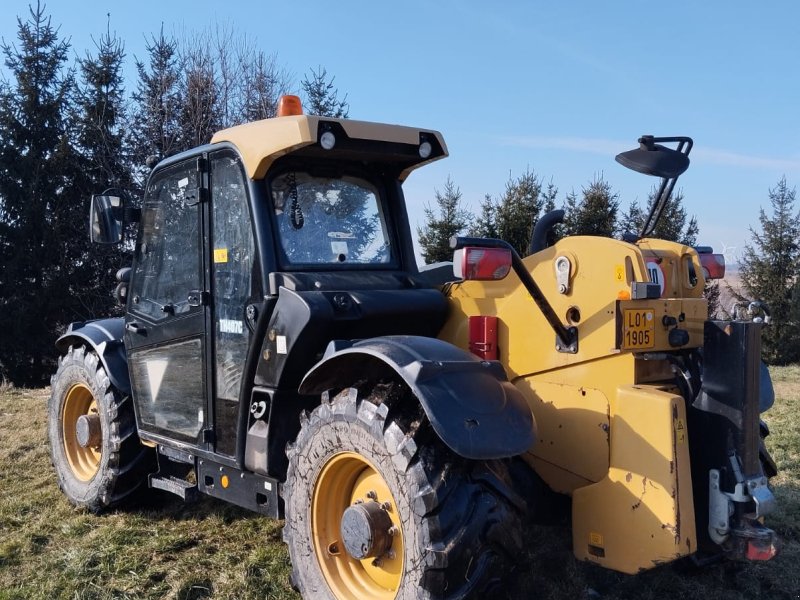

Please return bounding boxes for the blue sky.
[2,1,799,264]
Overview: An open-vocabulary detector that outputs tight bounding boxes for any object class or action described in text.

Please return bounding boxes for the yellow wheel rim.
[312,451,404,599]
[61,383,101,481]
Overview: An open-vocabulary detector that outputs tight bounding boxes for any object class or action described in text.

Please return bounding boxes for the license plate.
[621,309,655,349]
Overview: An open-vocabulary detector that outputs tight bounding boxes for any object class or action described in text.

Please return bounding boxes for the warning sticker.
[590,532,604,546]
[645,261,666,297]
[214,248,228,263]
[614,264,625,282]
[674,418,686,444]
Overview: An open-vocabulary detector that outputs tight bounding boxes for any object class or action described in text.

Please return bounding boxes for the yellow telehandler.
[49,97,778,599]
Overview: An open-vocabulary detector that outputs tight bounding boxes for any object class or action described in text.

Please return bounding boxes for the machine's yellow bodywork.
[440,235,707,573]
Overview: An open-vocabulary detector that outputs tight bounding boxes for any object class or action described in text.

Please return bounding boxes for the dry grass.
[0,367,798,599]
[0,388,296,600]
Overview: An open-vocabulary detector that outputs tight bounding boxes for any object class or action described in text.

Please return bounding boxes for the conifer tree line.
[419,171,800,365]
[0,4,349,384]
[418,171,698,262]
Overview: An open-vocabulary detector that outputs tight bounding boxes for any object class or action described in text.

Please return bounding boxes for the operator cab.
[88,96,451,485]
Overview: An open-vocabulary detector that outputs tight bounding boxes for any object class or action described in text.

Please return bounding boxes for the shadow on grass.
[506,481,800,600]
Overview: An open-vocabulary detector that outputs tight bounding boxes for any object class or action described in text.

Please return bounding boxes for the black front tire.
[282,383,524,600]
[48,345,152,512]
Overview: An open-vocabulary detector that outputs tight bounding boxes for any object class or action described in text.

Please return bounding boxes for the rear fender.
[55,318,130,394]
[299,335,536,459]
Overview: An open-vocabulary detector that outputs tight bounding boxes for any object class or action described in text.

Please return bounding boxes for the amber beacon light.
[277,95,304,117]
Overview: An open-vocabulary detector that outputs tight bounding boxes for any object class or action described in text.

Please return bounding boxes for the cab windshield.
[269,171,393,266]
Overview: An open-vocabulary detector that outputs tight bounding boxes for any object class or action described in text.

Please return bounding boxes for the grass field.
[0,366,798,599]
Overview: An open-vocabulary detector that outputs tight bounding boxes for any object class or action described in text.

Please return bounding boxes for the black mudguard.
[55,318,130,394]
[299,335,536,460]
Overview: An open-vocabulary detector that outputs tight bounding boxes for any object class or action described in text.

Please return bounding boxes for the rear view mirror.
[90,194,124,244]
[615,135,691,179]
[615,135,693,239]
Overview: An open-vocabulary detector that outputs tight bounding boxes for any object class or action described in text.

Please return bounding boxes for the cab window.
[268,171,393,267]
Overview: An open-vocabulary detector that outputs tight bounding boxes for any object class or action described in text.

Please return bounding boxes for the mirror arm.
[634,136,693,239]
[642,136,693,154]
[639,176,676,238]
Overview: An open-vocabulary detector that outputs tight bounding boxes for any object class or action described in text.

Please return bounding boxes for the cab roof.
[211,114,448,180]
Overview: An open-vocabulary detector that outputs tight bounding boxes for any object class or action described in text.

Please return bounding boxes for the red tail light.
[746,538,779,561]
[454,247,512,281]
[699,252,725,279]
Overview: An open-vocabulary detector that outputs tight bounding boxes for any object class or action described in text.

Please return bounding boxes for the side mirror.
[90,194,124,244]
[615,135,693,239]
[615,135,691,179]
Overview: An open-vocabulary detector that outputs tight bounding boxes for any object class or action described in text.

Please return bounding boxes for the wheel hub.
[75,414,101,448]
[340,500,394,560]
[311,451,405,597]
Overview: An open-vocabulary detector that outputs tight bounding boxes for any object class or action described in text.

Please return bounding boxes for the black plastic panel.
[255,287,447,390]
[197,460,280,518]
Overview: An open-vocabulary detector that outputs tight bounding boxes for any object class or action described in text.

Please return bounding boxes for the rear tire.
[282,383,524,599]
[48,345,152,512]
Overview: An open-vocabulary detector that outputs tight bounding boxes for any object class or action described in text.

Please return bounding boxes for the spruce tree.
[73,24,131,318]
[301,66,349,118]
[562,175,618,237]
[472,194,498,238]
[494,169,543,257]
[75,25,130,191]
[417,177,471,264]
[620,189,698,245]
[541,179,558,214]
[738,177,800,364]
[128,27,182,184]
[0,4,84,383]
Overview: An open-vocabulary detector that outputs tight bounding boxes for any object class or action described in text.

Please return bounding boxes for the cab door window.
[131,161,202,321]
[210,152,254,455]
[211,152,254,402]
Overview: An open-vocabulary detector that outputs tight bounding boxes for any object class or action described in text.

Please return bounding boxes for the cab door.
[125,157,209,447]
[207,150,256,456]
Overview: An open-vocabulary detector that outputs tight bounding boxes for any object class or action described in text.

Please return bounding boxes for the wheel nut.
[388,526,399,537]
[372,558,382,567]
[366,490,378,500]
[386,550,396,560]
[381,501,392,512]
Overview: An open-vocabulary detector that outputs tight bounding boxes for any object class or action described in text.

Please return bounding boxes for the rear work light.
[453,247,512,281]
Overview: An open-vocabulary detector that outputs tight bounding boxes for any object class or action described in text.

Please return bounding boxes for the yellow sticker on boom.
[621,308,655,349]
[214,248,228,263]
[590,532,604,546]
[614,264,625,282]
